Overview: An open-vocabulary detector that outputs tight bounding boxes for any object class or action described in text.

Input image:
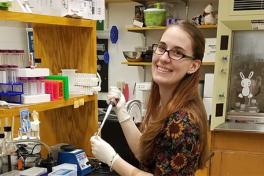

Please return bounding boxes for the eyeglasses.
[152,44,194,61]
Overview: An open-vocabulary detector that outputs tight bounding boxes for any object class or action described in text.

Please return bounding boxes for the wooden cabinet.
[0,10,97,156]
[210,131,264,176]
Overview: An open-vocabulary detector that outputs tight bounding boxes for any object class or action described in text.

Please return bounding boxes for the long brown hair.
[139,21,209,169]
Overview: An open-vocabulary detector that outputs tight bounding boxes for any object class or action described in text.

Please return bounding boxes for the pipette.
[96,102,114,136]
[96,86,120,136]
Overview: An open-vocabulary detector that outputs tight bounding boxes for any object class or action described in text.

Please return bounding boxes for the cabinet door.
[211,150,264,176]
[195,167,209,176]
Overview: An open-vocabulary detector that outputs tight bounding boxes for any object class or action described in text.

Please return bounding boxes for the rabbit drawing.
[238,71,254,98]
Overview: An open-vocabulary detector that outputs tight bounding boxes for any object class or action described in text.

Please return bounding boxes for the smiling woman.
[90,21,209,176]
[139,21,208,175]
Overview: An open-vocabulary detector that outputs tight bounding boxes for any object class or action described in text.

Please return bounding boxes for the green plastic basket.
[45,75,69,99]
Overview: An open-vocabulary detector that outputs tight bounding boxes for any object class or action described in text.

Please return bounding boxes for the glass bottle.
[0,132,4,155]
[4,126,11,142]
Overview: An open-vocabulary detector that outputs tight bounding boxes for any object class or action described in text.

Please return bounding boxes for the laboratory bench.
[0,162,119,176]
[89,167,118,175]
[0,169,118,176]
[210,122,264,176]
[214,122,264,134]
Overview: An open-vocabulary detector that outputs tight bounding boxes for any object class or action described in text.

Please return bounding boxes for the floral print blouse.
[143,111,201,176]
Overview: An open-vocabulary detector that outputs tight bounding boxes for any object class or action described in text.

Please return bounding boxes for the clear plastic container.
[6,65,12,83]
[6,65,18,83]
[20,77,29,95]
[37,77,46,94]
[28,77,37,95]
[10,65,18,83]
[0,65,7,92]
[0,65,7,84]
[0,65,8,93]
[2,65,9,83]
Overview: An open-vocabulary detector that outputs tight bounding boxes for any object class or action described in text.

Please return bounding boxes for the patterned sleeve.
[153,111,201,176]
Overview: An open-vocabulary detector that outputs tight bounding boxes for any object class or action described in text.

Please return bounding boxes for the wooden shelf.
[122,61,215,66]
[127,24,217,32]
[106,0,129,2]
[202,61,215,66]
[0,9,97,156]
[106,0,188,5]
[0,94,96,118]
[127,26,167,31]
[0,10,95,28]
[122,61,152,66]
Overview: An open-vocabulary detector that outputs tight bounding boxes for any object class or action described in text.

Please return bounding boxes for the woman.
[91,21,209,176]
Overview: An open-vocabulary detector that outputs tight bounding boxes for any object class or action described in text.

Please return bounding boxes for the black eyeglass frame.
[152,44,194,61]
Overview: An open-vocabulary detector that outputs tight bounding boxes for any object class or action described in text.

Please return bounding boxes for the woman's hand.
[107,87,130,123]
[90,135,119,167]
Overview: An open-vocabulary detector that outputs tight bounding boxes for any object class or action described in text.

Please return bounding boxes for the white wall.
[98,2,150,100]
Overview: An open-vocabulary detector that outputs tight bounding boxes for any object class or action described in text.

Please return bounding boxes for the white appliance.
[203,74,214,121]
[203,97,213,121]
[203,73,214,98]
[134,82,151,116]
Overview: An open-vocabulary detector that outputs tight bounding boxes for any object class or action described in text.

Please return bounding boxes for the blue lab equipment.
[58,147,93,176]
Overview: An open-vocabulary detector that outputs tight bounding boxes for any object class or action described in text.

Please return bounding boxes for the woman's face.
[152,26,200,88]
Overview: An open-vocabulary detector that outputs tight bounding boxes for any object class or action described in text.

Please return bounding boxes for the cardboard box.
[92,0,105,20]
[27,0,105,20]
[17,68,50,78]
[20,167,47,176]
[203,38,216,62]
[49,163,77,176]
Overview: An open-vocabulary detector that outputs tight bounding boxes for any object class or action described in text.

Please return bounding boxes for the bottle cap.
[4,126,11,132]
[0,133,5,138]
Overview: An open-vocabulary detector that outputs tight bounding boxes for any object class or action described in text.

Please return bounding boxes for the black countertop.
[88,168,118,176]
[87,159,119,176]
